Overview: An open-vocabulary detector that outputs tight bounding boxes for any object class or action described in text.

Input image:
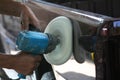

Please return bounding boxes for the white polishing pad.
[44,16,73,65]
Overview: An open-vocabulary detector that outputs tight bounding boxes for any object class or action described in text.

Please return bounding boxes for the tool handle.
[17,24,32,79]
[18,73,26,79]
[17,24,40,79]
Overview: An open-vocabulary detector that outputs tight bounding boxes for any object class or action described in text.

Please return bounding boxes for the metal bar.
[29,0,113,27]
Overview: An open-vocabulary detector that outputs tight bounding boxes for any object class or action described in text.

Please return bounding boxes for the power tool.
[16,16,73,79]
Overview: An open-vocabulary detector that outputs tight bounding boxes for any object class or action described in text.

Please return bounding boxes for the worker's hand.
[12,51,42,75]
[20,4,41,30]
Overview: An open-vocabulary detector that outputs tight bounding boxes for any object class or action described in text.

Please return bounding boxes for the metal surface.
[29,0,113,27]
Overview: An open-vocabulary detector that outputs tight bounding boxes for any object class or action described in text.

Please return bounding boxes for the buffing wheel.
[44,16,73,65]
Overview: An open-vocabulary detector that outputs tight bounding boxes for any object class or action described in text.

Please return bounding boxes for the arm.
[0,54,15,68]
[0,0,40,30]
[0,0,23,17]
[0,52,42,75]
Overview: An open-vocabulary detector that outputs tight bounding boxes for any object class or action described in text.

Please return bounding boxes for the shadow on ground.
[59,71,95,80]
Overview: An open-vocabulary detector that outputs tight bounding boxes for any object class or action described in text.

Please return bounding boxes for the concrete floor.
[53,58,95,80]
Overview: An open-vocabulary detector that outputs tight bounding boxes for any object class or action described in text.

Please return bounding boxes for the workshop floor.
[54,58,95,80]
